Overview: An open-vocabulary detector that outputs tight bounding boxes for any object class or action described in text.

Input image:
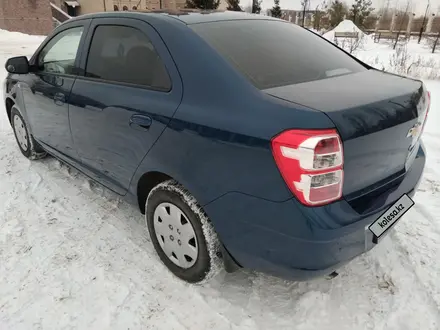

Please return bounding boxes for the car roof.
[69,10,279,25]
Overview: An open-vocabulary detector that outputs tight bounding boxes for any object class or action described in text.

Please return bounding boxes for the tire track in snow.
[2,121,437,330]
[388,189,440,311]
[0,123,236,329]
[1,159,237,329]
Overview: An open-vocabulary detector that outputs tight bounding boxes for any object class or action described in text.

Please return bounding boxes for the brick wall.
[0,0,52,35]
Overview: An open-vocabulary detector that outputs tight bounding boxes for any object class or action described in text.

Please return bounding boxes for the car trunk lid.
[264,70,428,206]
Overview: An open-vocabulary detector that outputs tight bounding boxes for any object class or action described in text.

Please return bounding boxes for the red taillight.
[271,129,344,206]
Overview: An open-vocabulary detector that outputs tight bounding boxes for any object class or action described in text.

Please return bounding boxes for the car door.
[69,18,183,195]
[23,21,90,160]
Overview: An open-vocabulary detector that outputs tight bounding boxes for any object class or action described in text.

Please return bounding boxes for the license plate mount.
[369,194,415,243]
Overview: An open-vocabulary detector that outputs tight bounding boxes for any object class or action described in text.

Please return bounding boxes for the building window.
[123,6,128,11]
[133,6,137,10]
[114,5,119,11]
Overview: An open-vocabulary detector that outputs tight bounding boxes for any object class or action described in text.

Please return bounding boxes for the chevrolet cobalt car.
[3,10,428,283]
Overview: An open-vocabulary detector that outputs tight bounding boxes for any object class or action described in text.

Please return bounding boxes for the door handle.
[53,92,65,106]
[129,114,152,131]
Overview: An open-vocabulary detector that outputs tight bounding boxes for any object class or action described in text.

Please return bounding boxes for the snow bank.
[322,21,439,79]
[0,28,46,59]
[323,20,378,54]
[0,28,45,42]
[333,19,364,34]
[356,39,440,80]
[323,20,366,41]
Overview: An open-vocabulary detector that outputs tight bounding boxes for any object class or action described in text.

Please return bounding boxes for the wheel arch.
[136,170,241,274]
[5,91,33,136]
[5,97,15,125]
[137,171,172,214]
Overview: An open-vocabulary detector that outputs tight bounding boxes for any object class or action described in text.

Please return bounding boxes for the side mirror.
[5,56,30,74]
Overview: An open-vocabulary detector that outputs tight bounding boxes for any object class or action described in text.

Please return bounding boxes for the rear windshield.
[190,20,367,90]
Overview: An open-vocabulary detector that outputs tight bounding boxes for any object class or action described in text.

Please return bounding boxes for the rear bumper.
[204,142,426,281]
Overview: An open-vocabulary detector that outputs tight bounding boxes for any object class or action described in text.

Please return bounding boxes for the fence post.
[427,13,435,33]
[407,13,415,38]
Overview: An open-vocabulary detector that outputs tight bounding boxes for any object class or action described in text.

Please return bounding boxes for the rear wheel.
[11,107,46,160]
[146,180,222,283]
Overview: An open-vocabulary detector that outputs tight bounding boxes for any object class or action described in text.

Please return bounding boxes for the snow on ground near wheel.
[1,29,440,330]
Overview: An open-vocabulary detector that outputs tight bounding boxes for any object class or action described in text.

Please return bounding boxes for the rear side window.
[85,25,171,91]
[191,20,366,90]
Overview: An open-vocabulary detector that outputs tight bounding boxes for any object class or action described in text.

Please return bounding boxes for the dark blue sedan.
[3,10,429,283]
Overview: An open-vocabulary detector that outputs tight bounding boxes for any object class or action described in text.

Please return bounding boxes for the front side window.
[38,26,84,75]
[85,25,171,91]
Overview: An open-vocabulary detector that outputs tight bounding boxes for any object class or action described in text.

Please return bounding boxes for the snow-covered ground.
[1,29,440,330]
[323,19,366,40]
[323,20,440,80]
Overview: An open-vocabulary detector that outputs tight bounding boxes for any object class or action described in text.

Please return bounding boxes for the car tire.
[146,180,222,283]
[11,107,47,160]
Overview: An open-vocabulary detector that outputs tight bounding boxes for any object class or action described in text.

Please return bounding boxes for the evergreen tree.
[327,0,348,27]
[349,0,374,28]
[227,0,242,11]
[186,0,220,10]
[312,10,326,30]
[312,1,328,31]
[252,0,262,14]
[271,0,282,18]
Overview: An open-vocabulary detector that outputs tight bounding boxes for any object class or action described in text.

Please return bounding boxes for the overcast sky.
[253,0,440,14]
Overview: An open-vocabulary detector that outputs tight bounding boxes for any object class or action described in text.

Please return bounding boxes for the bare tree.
[393,1,411,50]
[426,19,440,52]
[433,32,440,53]
[389,42,421,76]
[336,32,364,54]
[301,0,310,26]
[418,1,430,44]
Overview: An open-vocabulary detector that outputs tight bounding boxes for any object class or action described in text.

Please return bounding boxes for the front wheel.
[146,180,222,283]
[11,107,46,160]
